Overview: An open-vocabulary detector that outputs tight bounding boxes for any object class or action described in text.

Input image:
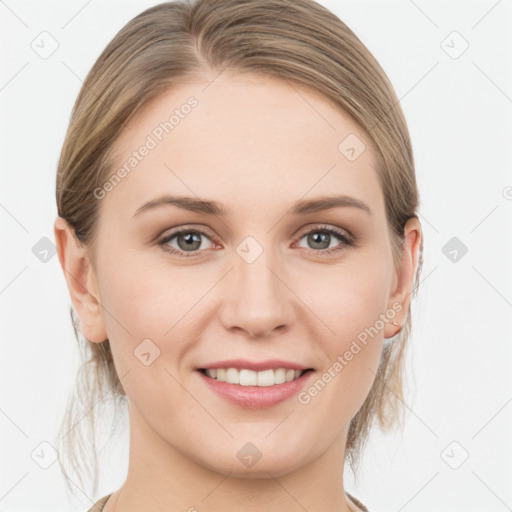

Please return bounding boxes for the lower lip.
[197,370,314,409]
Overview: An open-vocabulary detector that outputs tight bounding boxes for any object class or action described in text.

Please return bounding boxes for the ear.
[54,216,107,343]
[383,217,422,338]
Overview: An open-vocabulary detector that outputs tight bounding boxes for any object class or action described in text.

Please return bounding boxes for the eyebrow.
[132,194,372,218]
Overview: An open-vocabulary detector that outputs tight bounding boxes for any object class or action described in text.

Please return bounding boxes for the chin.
[196,447,309,479]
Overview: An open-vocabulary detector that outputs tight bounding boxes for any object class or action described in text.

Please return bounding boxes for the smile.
[199,367,309,386]
[197,365,315,408]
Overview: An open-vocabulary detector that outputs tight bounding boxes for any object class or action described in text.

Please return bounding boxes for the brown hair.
[55,0,423,497]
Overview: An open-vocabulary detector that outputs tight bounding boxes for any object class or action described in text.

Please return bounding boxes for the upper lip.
[197,359,313,372]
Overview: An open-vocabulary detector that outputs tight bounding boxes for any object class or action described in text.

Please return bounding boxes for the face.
[56,71,420,478]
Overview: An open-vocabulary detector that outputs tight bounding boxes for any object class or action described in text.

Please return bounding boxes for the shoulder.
[87,493,113,512]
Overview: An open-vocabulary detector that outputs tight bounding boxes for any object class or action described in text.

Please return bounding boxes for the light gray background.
[1,0,511,510]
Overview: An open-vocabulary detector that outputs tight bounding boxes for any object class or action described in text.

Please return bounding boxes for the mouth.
[195,361,315,408]
[198,367,314,386]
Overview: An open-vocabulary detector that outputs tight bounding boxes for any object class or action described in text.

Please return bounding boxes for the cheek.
[98,248,196,334]
[95,255,197,411]
[300,253,391,406]
[95,249,212,383]
[305,252,392,347]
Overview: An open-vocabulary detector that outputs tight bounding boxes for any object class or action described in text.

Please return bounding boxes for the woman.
[54,0,423,510]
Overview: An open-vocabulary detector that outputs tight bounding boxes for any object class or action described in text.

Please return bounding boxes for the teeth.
[226,368,239,384]
[286,369,296,383]
[274,368,286,384]
[256,369,274,387]
[204,368,304,386]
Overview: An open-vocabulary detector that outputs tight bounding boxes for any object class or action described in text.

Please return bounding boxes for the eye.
[158,224,354,258]
[159,227,216,258]
[295,225,353,255]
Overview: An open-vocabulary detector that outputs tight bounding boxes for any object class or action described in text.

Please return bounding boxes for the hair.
[55,0,423,498]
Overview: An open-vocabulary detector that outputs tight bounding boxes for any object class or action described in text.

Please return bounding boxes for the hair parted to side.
[55,0,423,498]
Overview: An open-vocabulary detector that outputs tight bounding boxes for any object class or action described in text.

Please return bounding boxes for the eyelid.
[295,223,353,241]
[157,224,217,242]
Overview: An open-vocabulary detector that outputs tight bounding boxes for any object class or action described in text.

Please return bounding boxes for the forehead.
[102,71,384,220]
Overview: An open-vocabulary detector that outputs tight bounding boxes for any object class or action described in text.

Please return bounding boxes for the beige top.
[88,493,112,512]
[87,491,370,511]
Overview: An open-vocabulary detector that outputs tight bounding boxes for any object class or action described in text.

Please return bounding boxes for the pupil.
[179,232,201,251]
[310,232,329,249]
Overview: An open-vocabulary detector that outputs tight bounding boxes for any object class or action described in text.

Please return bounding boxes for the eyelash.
[158,224,354,259]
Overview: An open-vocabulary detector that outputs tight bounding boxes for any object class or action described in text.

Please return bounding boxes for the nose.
[219,248,296,339]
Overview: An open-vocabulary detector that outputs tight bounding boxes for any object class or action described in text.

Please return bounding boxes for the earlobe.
[384,217,423,339]
[53,216,107,343]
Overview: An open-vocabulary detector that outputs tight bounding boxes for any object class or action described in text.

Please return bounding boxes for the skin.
[54,71,421,512]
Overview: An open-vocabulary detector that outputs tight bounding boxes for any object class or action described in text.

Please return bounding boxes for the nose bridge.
[220,234,294,337]
[235,234,286,306]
